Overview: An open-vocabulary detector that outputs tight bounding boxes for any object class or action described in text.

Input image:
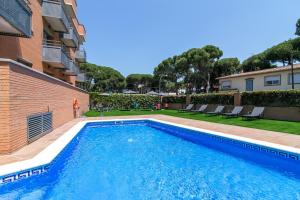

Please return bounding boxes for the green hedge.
[241,90,300,107]
[90,93,160,108]
[191,93,234,105]
[162,96,186,104]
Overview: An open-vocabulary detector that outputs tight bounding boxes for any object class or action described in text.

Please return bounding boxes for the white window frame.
[264,75,281,86]
[221,80,232,90]
[288,73,300,85]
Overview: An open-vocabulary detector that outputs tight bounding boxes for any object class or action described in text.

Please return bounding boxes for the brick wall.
[0,62,10,153]
[0,60,89,154]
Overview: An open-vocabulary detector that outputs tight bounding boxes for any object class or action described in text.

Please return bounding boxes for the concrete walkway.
[1,115,300,166]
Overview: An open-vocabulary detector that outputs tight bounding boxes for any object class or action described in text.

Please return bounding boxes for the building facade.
[0,0,89,154]
[217,65,300,92]
[0,0,87,85]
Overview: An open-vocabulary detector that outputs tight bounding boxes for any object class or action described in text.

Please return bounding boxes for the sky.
[77,0,300,76]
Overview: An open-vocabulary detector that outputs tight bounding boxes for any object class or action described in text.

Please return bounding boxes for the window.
[245,79,254,91]
[288,73,300,84]
[264,75,281,86]
[221,81,231,90]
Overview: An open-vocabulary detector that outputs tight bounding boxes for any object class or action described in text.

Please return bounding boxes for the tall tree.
[214,58,240,77]
[80,63,125,92]
[126,74,153,92]
[265,38,300,66]
[185,45,223,93]
[153,56,188,94]
[212,58,240,86]
[296,18,300,36]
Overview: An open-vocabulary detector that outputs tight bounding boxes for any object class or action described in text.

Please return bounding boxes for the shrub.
[191,93,234,105]
[90,93,160,108]
[241,90,300,107]
[162,96,186,104]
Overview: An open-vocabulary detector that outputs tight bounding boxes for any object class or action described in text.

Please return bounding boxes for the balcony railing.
[64,0,76,18]
[0,0,32,37]
[61,26,79,48]
[65,60,80,75]
[72,17,85,44]
[42,40,70,68]
[75,48,86,63]
[42,0,69,33]
[76,73,87,82]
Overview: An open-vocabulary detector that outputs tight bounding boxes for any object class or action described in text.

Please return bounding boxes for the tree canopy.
[296,18,300,36]
[264,38,300,66]
[126,74,154,92]
[154,45,238,93]
[214,58,240,77]
[240,53,273,72]
[80,63,125,92]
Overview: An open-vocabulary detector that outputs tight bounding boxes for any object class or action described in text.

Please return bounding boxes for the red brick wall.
[0,60,89,154]
[0,62,10,153]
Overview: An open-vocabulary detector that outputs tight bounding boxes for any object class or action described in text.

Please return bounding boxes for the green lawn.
[85,109,300,135]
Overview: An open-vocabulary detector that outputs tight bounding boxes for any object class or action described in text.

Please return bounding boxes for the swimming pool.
[1,119,300,199]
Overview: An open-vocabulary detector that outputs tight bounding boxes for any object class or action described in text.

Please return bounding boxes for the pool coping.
[1,117,300,180]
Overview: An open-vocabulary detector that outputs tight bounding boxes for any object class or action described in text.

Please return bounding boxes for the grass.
[84,109,300,135]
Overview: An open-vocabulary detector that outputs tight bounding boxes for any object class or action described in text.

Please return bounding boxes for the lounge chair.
[222,106,243,117]
[242,107,265,120]
[191,104,208,113]
[206,105,225,115]
[178,104,194,112]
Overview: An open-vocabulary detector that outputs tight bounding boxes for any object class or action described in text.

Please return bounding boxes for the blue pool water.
[1,120,300,199]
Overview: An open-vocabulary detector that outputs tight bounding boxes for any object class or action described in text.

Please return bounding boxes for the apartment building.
[217,64,300,92]
[0,0,89,154]
[0,0,87,85]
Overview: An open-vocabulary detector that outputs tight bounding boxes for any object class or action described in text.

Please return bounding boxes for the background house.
[217,65,300,92]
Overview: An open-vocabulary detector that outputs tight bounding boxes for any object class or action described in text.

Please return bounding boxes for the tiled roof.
[217,64,300,80]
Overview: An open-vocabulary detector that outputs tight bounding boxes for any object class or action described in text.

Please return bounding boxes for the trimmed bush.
[162,96,186,104]
[90,93,160,109]
[241,90,300,107]
[191,93,234,105]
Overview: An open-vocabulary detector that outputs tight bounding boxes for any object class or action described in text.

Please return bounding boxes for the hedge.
[162,96,186,104]
[241,90,300,107]
[191,93,234,105]
[90,93,160,108]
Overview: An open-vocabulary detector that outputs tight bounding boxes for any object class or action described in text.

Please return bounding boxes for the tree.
[296,18,300,36]
[265,38,300,66]
[185,45,223,93]
[212,58,240,86]
[80,62,98,90]
[214,58,240,77]
[80,63,125,92]
[240,53,273,72]
[153,56,188,94]
[126,74,153,92]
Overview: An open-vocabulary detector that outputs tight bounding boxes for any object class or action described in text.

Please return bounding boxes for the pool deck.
[1,114,300,166]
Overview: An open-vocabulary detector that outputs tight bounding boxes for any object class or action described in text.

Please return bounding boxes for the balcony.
[42,40,69,68]
[0,0,32,37]
[64,0,76,18]
[61,26,78,48]
[75,48,86,63]
[64,60,79,75]
[42,0,68,33]
[72,17,86,44]
[76,73,87,82]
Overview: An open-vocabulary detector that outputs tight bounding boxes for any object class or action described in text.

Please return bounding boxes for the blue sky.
[78,0,300,76]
